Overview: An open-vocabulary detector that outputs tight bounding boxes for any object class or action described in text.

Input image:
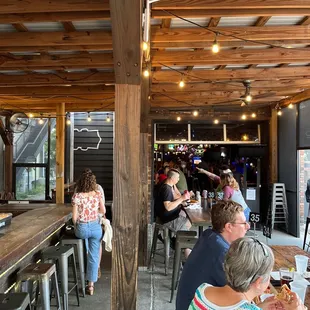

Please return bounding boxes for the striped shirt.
[189,284,261,310]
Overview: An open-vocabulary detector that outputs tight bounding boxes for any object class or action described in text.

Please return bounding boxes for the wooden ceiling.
[0,0,310,117]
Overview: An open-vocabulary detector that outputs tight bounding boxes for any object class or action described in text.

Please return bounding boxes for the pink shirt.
[72,191,102,222]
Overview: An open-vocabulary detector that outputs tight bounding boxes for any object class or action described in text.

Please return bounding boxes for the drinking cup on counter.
[290,281,307,303]
[279,268,294,287]
[295,255,309,275]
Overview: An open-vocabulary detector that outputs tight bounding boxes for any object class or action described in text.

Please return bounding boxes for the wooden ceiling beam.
[0,31,112,48]
[152,48,310,66]
[152,39,310,49]
[153,0,310,10]
[0,0,109,14]
[152,26,310,45]
[0,72,114,86]
[0,11,110,24]
[12,23,28,32]
[0,85,114,96]
[279,89,310,107]
[151,90,296,101]
[151,81,309,92]
[152,67,310,82]
[152,9,310,18]
[0,53,114,70]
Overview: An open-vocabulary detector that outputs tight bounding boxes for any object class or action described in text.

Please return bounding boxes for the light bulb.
[38,118,44,125]
[242,134,248,141]
[177,116,181,121]
[29,113,34,118]
[251,113,256,118]
[66,119,71,125]
[212,36,220,54]
[245,94,252,102]
[179,80,185,88]
[142,41,148,51]
[241,114,247,120]
[214,119,219,124]
[288,103,293,109]
[277,110,282,116]
[106,115,111,122]
[87,113,92,122]
[143,69,150,77]
[193,110,198,116]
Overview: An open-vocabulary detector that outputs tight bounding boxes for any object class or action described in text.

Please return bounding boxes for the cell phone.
[270,279,281,287]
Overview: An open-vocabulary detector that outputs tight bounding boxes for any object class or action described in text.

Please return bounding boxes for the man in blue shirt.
[176,201,250,310]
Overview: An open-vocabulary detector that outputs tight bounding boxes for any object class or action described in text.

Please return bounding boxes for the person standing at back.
[72,170,105,295]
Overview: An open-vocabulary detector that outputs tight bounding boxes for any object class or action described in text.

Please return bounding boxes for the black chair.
[303,217,310,251]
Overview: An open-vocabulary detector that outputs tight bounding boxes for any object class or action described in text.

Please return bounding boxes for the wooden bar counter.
[0,204,72,292]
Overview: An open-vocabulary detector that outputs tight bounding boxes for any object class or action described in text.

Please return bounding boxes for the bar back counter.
[0,204,72,292]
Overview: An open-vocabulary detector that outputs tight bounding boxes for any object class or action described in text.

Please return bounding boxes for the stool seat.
[61,237,86,297]
[170,231,197,303]
[43,245,79,310]
[16,263,61,310]
[0,293,31,310]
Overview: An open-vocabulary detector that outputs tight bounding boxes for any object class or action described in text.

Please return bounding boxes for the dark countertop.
[0,205,72,277]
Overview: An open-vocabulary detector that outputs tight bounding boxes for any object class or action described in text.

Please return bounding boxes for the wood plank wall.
[73,112,114,200]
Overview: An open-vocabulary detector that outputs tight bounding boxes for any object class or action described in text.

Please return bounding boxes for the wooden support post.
[110,0,142,308]
[139,75,151,267]
[3,117,13,193]
[269,109,278,183]
[56,102,65,204]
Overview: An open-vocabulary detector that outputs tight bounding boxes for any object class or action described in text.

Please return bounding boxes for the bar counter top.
[0,205,72,281]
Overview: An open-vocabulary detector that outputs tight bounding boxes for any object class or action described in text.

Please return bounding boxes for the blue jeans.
[75,221,102,282]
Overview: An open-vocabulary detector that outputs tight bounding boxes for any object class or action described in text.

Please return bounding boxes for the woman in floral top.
[72,170,105,295]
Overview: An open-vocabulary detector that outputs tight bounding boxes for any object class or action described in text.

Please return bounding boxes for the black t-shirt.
[154,183,181,223]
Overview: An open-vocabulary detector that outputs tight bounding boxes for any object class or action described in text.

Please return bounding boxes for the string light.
[212,33,219,54]
[38,116,44,125]
[66,113,71,125]
[241,114,247,120]
[87,112,92,122]
[143,69,150,77]
[288,103,293,109]
[193,110,199,116]
[179,78,185,88]
[244,81,252,103]
[251,113,257,118]
[242,134,249,141]
[176,116,181,121]
[214,119,219,124]
[106,114,111,122]
[28,113,34,118]
[277,109,282,116]
[142,41,148,51]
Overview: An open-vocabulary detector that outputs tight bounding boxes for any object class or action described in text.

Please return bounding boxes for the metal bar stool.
[148,219,172,276]
[170,231,197,303]
[303,217,310,251]
[0,293,31,310]
[60,237,86,297]
[16,263,61,310]
[42,246,80,310]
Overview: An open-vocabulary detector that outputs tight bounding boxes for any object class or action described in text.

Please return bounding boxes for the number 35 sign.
[249,212,261,224]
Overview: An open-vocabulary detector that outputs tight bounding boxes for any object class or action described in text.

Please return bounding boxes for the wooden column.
[269,109,278,183]
[56,102,65,203]
[110,0,142,308]
[139,76,151,267]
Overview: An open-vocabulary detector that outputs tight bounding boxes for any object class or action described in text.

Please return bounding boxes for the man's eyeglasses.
[249,238,269,283]
[230,221,249,227]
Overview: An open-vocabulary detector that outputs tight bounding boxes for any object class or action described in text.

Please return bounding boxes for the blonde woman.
[197,167,251,220]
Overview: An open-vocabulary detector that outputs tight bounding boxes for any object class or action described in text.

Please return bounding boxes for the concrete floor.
[66,228,307,310]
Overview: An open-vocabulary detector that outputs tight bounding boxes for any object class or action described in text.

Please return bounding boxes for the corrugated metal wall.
[73,112,113,200]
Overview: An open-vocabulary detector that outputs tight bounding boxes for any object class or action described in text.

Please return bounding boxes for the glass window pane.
[156,124,188,141]
[191,124,224,141]
[226,123,259,142]
[15,166,46,200]
[13,118,49,163]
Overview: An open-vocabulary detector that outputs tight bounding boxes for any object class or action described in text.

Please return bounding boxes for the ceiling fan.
[9,112,29,133]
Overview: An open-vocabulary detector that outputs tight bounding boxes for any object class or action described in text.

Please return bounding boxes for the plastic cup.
[279,268,294,287]
[290,280,307,303]
[295,255,309,274]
